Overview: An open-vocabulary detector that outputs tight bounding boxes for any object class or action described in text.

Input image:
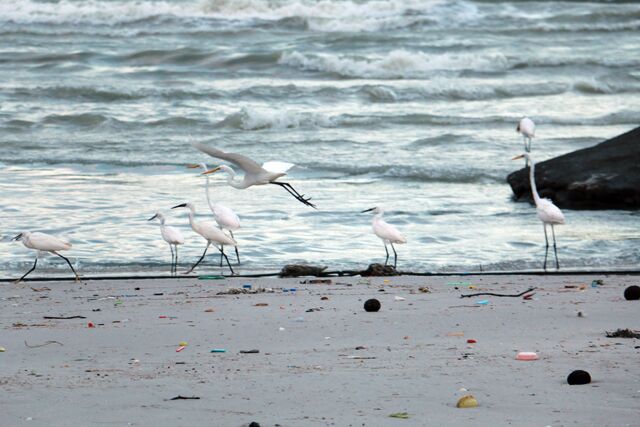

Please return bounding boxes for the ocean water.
[1,0,639,277]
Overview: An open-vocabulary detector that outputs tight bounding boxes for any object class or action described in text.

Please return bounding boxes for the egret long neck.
[187,205,197,230]
[528,159,542,205]
[204,176,217,212]
[372,212,384,225]
[221,166,249,189]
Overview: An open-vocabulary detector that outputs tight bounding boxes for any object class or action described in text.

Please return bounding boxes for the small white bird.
[513,153,565,270]
[361,207,407,268]
[192,142,316,208]
[172,202,237,275]
[187,163,241,265]
[516,117,536,165]
[148,212,185,275]
[12,231,80,283]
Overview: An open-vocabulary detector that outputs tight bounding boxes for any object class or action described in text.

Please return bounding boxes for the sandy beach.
[1,273,638,426]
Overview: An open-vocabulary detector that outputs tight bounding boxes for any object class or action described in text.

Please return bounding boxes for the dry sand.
[1,274,639,426]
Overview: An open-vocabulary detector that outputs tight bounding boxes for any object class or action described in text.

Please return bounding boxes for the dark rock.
[248,423,261,427]
[567,370,591,385]
[624,285,640,300]
[359,263,398,276]
[507,126,640,209]
[279,264,327,277]
[364,298,381,312]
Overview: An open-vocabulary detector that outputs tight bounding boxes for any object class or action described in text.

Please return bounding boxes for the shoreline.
[2,274,638,426]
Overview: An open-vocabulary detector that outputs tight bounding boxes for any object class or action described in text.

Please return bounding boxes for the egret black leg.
[219,245,224,267]
[229,231,240,264]
[551,225,559,270]
[16,258,38,283]
[218,246,235,275]
[383,243,389,266]
[543,224,549,272]
[169,244,175,275]
[186,243,210,274]
[270,182,316,209]
[174,245,179,273]
[56,252,81,282]
[391,243,398,268]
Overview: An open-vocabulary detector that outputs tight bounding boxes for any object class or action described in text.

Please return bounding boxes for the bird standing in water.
[516,117,536,166]
[187,163,241,265]
[172,202,237,275]
[513,153,565,271]
[361,207,407,268]
[148,212,185,275]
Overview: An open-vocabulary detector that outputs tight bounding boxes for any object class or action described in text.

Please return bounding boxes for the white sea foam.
[279,50,509,78]
[1,0,479,30]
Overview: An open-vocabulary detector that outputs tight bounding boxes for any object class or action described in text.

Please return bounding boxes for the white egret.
[148,212,185,275]
[513,153,565,270]
[192,142,316,208]
[187,163,241,264]
[171,202,237,275]
[12,231,80,283]
[361,207,407,268]
[516,117,536,166]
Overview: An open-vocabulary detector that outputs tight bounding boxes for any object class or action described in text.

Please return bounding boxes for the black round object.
[624,285,640,301]
[567,370,591,385]
[364,298,381,312]
[248,423,260,427]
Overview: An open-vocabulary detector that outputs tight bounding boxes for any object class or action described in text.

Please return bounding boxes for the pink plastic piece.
[516,351,539,360]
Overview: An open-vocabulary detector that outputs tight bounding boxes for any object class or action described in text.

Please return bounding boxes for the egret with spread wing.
[172,202,237,275]
[12,231,80,283]
[192,142,316,208]
[148,212,185,275]
[187,163,241,264]
[513,153,565,271]
[361,207,407,268]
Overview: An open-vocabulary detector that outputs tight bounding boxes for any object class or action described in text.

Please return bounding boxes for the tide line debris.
[605,329,640,339]
[460,287,536,298]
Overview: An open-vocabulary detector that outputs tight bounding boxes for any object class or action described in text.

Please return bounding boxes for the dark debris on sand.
[605,328,640,339]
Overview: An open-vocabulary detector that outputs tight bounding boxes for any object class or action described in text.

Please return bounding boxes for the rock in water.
[507,126,640,209]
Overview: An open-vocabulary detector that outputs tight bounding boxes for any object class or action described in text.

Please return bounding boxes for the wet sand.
[1,274,638,426]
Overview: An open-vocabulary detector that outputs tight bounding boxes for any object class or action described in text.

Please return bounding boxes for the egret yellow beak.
[512,154,525,160]
[202,166,221,175]
[186,164,201,169]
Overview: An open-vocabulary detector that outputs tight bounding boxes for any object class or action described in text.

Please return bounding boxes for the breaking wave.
[279,50,509,78]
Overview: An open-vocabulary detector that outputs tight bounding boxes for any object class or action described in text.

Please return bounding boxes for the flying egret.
[513,153,565,271]
[148,212,185,275]
[361,207,407,268]
[516,117,535,166]
[186,163,241,265]
[12,231,80,283]
[171,202,237,275]
[192,142,316,208]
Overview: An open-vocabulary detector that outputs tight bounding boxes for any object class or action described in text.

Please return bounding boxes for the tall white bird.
[361,207,407,268]
[148,212,185,275]
[12,231,80,283]
[171,202,237,275]
[516,117,536,166]
[192,142,316,208]
[513,153,565,271]
[187,163,241,265]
